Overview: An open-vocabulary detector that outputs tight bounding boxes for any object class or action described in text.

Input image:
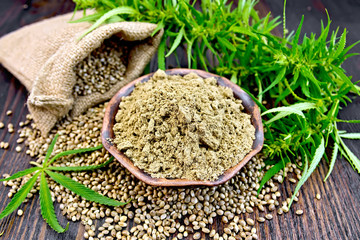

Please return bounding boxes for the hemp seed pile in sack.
[0,11,163,135]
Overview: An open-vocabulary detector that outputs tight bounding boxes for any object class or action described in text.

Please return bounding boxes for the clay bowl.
[102,68,264,187]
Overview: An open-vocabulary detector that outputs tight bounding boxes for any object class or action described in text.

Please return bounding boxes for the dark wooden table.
[0,0,359,239]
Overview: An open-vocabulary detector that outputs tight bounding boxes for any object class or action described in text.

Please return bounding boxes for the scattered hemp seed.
[73,36,128,97]
[265,214,273,220]
[3,142,9,149]
[0,122,4,129]
[296,210,304,215]
[316,193,321,200]
[17,209,23,216]
[6,98,303,240]
[6,110,12,116]
[15,146,22,152]
[113,70,255,181]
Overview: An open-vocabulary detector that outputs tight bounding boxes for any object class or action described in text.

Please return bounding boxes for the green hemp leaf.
[71,0,360,207]
[0,134,128,233]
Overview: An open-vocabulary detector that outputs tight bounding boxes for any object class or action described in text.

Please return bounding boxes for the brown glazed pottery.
[102,69,264,187]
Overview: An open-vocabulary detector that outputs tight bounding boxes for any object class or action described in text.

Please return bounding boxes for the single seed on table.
[243,226,251,232]
[268,204,275,211]
[189,214,196,222]
[17,209,23,216]
[289,178,297,183]
[265,214,273,220]
[6,110,12,116]
[246,218,255,226]
[193,232,201,239]
[224,228,232,234]
[257,217,265,223]
[296,210,304,215]
[316,193,321,200]
[246,206,254,213]
[239,219,246,227]
[3,142,9,149]
[15,146,22,152]
[202,227,210,234]
[0,122,4,128]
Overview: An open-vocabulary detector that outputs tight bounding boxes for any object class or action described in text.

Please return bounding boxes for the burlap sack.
[0,11,163,136]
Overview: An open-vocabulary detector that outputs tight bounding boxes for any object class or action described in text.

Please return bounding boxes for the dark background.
[0,0,359,239]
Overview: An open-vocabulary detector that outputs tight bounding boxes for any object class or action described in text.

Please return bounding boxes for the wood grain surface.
[0,0,359,239]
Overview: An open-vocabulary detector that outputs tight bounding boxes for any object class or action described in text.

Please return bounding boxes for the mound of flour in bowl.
[113,70,255,181]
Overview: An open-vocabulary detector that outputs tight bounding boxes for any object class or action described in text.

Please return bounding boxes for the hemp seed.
[3,92,303,240]
[17,209,23,216]
[296,210,304,215]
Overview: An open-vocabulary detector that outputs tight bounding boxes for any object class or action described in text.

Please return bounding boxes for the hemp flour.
[113,70,255,181]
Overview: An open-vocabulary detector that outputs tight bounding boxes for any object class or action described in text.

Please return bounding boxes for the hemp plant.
[72,0,360,206]
[0,134,128,232]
